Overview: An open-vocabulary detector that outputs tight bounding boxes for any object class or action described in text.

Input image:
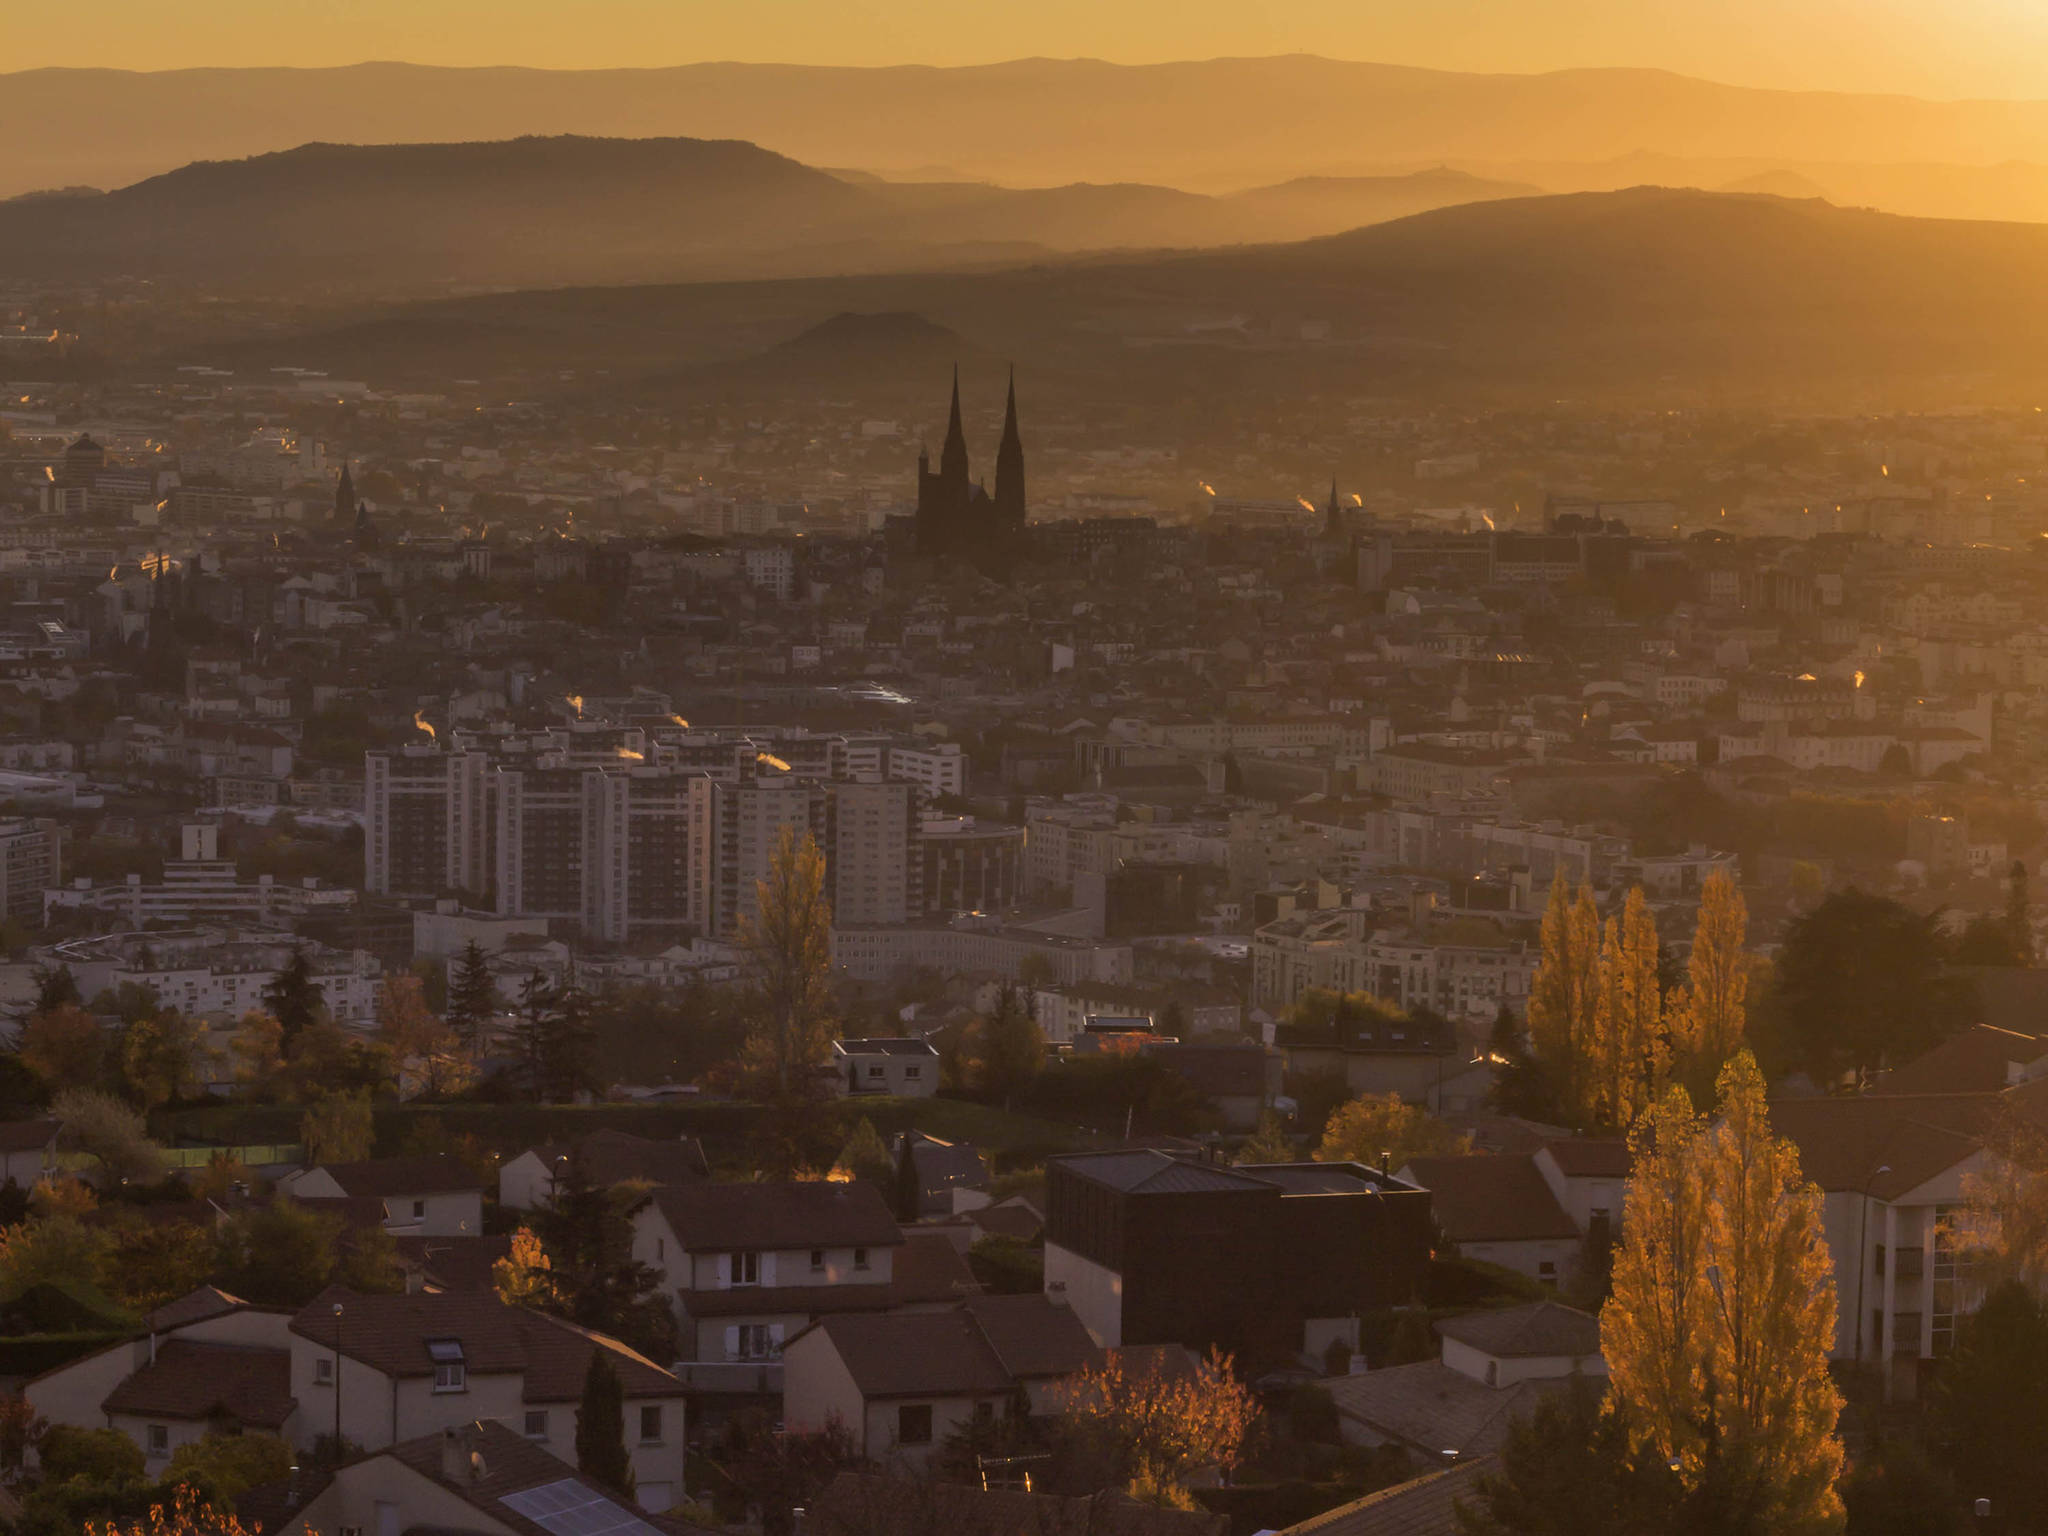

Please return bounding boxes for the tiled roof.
[102,1340,294,1429]
[643,1180,905,1253]
[1324,1360,1574,1459]
[1052,1150,1273,1196]
[313,1155,485,1198]
[1435,1302,1600,1360]
[1276,1455,1497,1536]
[142,1284,249,1333]
[1400,1154,1579,1243]
[1537,1138,1631,1179]
[962,1295,1099,1380]
[1765,1095,1990,1198]
[0,1119,58,1154]
[1872,1024,2047,1096]
[804,1309,1016,1398]
[288,1288,681,1400]
[393,1234,513,1293]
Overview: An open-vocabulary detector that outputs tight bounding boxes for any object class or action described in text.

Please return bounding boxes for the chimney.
[439,1427,465,1483]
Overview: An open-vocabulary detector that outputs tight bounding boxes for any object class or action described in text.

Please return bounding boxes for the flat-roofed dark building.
[1043,1150,1430,1370]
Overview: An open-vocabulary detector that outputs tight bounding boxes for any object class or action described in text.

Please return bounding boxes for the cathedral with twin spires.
[914,367,1025,561]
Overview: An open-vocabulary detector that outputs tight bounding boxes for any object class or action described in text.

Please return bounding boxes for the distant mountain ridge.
[0,135,1536,294]
[180,186,2048,407]
[13,56,2048,206]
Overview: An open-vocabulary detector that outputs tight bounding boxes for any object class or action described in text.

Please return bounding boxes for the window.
[427,1339,467,1393]
[412,1200,426,1219]
[1538,1261,1557,1281]
[314,1358,334,1385]
[523,1410,548,1438]
[897,1405,933,1445]
[867,1064,886,1079]
[810,1249,825,1272]
[974,1400,995,1425]
[656,1238,665,1262]
[853,1246,869,1271]
[904,1066,922,1081]
[729,1251,760,1286]
[640,1405,663,1443]
[736,1323,781,1360]
[147,1425,169,1456]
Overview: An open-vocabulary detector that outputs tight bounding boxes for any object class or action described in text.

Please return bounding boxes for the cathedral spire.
[939,364,970,486]
[1323,477,1345,540]
[994,365,1025,534]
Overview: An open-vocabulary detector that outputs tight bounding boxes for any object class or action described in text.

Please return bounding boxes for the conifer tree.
[574,1350,634,1498]
[444,941,499,1053]
[262,950,323,1054]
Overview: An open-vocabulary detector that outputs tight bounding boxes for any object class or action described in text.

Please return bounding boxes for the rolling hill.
[175,187,2048,408]
[0,137,1535,295]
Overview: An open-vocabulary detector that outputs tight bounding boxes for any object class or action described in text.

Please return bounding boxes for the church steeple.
[333,463,355,527]
[994,366,1025,533]
[939,365,970,487]
[1322,478,1345,541]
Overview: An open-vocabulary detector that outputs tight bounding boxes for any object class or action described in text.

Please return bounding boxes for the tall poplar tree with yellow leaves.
[1603,1052,1844,1535]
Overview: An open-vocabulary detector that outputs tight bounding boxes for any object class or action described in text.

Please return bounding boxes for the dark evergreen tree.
[533,1159,675,1361]
[444,942,499,1052]
[30,965,79,1017]
[574,1350,634,1498]
[891,1132,923,1223]
[262,949,324,1053]
[539,987,597,1102]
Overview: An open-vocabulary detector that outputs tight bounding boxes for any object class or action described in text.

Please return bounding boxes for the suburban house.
[246,1419,667,1536]
[782,1294,1099,1467]
[1043,1151,1431,1370]
[1143,1041,1282,1130]
[287,1287,689,1511]
[891,1131,991,1218]
[498,1128,709,1212]
[0,1118,58,1188]
[629,1180,977,1370]
[279,1155,487,1237]
[1768,1090,2000,1402]
[1280,1013,1465,1110]
[1322,1301,1604,1458]
[1532,1138,1629,1239]
[1271,1455,1496,1536]
[832,1037,941,1097]
[1396,1152,1585,1288]
[26,1286,293,1474]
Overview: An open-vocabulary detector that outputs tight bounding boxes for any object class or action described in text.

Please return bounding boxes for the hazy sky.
[9,0,2048,100]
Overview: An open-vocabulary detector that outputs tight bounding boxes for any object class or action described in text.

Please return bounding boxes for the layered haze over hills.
[178,188,2048,408]
[17,55,2048,223]
[0,136,1536,293]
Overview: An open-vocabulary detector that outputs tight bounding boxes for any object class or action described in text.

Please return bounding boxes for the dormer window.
[428,1338,467,1393]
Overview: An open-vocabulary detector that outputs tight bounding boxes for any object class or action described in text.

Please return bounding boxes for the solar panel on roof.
[501,1478,664,1536]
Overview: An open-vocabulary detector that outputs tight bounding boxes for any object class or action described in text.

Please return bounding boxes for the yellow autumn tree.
[1603,1052,1845,1534]
[1667,870,1751,1099]
[1527,871,1607,1127]
[1589,888,1667,1131]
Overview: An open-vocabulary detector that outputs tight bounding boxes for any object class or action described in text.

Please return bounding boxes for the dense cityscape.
[12,14,2048,1536]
